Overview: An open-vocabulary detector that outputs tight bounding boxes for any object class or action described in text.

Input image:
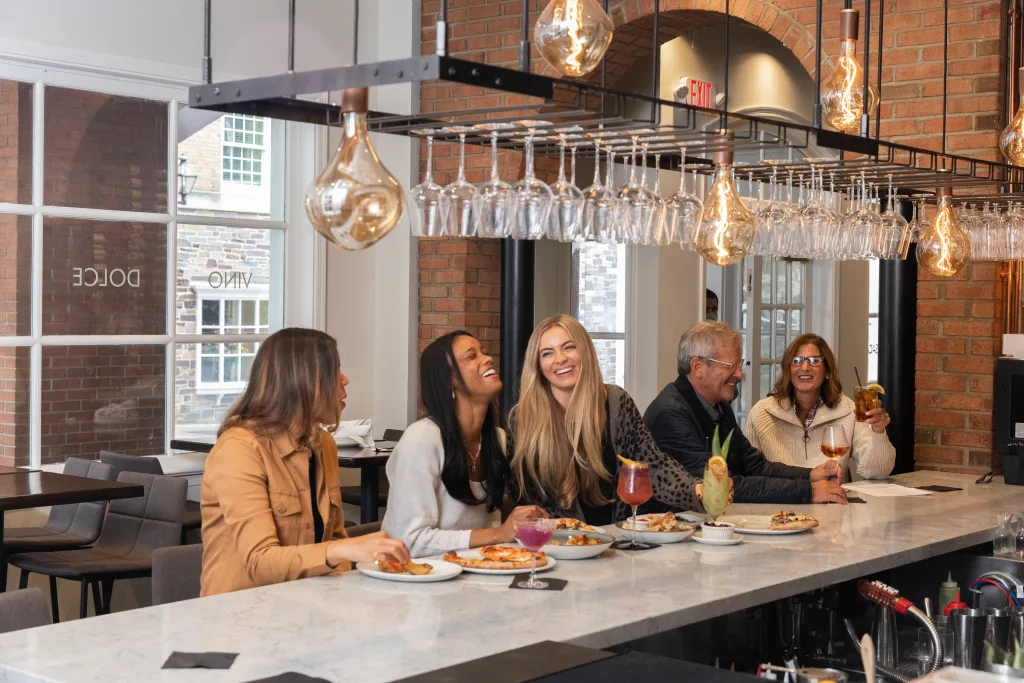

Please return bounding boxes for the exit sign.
[674,77,717,109]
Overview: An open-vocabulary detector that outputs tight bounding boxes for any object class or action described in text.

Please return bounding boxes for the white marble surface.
[0,472,1019,683]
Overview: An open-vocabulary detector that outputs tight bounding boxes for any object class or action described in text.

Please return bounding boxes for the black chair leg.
[18,569,28,590]
[90,580,103,616]
[49,576,59,624]
[79,580,89,619]
[101,579,113,615]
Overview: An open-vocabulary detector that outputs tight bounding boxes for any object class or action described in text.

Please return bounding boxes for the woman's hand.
[865,399,890,434]
[497,505,549,542]
[326,532,410,568]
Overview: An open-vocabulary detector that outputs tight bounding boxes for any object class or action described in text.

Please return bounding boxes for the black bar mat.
[391,641,613,683]
[532,651,761,682]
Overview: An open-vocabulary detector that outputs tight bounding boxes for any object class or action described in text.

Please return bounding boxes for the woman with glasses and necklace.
[745,333,895,480]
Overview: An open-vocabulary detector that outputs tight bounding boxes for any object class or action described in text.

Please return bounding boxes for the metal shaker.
[951,608,987,669]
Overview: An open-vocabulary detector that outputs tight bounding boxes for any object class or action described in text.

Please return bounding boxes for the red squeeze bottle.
[944,591,968,617]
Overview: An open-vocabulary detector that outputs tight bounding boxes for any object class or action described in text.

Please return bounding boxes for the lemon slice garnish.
[866,383,886,395]
[617,454,648,468]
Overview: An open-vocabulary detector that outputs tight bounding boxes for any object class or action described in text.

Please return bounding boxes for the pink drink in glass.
[516,525,554,552]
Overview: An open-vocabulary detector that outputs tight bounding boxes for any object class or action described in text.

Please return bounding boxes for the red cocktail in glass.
[514,518,557,589]
[617,458,653,549]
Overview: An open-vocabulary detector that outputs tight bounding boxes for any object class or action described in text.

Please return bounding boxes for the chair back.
[152,544,203,605]
[0,588,50,633]
[96,472,186,558]
[100,451,164,478]
[347,521,382,537]
[43,458,115,545]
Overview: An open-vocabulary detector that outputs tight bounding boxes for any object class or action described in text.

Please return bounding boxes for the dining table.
[170,439,390,524]
[0,470,1018,683]
[0,468,144,588]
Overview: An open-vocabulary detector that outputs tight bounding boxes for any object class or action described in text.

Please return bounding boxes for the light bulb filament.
[835,51,861,131]
[934,209,956,275]
[712,183,730,261]
[557,1,585,75]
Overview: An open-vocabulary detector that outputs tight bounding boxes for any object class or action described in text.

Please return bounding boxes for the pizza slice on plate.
[443,546,548,570]
[768,511,819,531]
[554,517,598,532]
[375,558,433,575]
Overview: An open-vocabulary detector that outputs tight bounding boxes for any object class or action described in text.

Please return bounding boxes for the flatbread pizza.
[554,518,598,532]
[443,545,548,570]
[769,511,819,531]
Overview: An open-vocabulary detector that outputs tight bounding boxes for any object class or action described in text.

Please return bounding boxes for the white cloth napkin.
[333,418,374,449]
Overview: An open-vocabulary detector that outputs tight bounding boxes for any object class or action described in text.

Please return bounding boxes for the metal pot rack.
[187,0,1024,206]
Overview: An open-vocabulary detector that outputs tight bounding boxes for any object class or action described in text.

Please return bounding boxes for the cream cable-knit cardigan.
[744,394,895,481]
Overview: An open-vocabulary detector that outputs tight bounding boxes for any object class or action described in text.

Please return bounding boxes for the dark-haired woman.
[382,331,547,558]
[745,333,894,480]
[201,328,409,597]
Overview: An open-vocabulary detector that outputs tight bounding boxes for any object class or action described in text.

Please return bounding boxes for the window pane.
[791,262,804,304]
[572,243,626,334]
[0,80,33,205]
[0,347,30,467]
[592,339,625,387]
[774,309,786,357]
[791,309,802,340]
[868,259,880,315]
[41,345,165,466]
[0,215,32,336]
[759,364,771,400]
[43,219,167,335]
[178,112,279,219]
[761,260,772,304]
[759,310,771,360]
[45,87,167,212]
[175,344,250,442]
[868,316,879,383]
[224,356,239,382]
[775,260,787,305]
[175,225,280,335]
[200,356,219,383]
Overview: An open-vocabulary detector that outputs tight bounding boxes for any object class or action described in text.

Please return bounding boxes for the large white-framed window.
[570,242,629,388]
[0,59,294,468]
[195,287,271,393]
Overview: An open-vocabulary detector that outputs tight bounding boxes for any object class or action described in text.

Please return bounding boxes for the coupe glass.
[514,518,557,589]
[616,460,653,549]
[442,126,478,237]
[548,132,585,241]
[407,129,450,237]
[512,122,554,240]
[473,123,516,239]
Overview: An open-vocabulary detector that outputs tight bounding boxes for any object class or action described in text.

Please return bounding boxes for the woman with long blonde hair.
[508,315,711,524]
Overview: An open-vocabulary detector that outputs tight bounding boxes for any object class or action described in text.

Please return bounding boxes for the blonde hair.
[510,315,611,509]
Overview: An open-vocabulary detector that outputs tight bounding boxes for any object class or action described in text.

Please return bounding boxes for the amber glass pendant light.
[534,0,615,78]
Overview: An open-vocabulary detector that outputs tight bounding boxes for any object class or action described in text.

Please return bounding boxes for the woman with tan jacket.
[744,333,895,481]
[200,328,409,596]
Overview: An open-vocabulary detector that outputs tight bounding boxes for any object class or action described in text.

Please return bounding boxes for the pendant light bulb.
[916,188,971,277]
[305,88,405,251]
[1000,67,1024,165]
[534,0,615,78]
[692,136,757,266]
[819,9,879,133]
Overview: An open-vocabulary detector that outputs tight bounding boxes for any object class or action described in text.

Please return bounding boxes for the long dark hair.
[220,328,342,449]
[420,331,506,510]
[770,333,843,409]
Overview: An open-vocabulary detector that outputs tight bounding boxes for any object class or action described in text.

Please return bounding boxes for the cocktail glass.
[514,518,557,589]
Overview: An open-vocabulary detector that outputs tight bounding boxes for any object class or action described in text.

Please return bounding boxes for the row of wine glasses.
[407,123,705,247]
[956,202,1024,261]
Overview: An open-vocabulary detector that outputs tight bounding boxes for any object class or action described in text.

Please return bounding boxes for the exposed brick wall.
[421,0,1007,472]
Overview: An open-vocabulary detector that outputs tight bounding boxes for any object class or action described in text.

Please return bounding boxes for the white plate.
[615,521,695,544]
[446,547,559,575]
[356,559,462,583]
[691,530,743,546]
[519,530,614,560]
[717,515,814,535]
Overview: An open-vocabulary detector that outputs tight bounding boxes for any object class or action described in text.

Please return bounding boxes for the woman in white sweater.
[745,334,895,481]
[382,331,546,558]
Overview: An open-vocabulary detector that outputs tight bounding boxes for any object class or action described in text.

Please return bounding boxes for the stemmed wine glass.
[407,129,450,237]
[512,121,554,240]
[617,459,653,550]
[645,151,670,245]
[473,122,516,239]
[617,132,656,244]
[821,424,850,464]
[514,518,557,589]
[442,126,478,237]
[662,148,703,249]
[581,138,615,242]
[548,131,585,241]
[881,176,911,259]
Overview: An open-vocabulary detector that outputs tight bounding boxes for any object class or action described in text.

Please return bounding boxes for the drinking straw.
[854,366,864,388]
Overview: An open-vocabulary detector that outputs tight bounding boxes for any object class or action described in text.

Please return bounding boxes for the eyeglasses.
[791,355,824,367]
[975,471,995,485]
[704,357,746,373]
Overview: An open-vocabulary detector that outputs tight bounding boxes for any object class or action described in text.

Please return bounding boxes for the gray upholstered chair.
[0,588,50,633]
[2,458,115,592]
[347,521,382,537]
[99,451,202,542]
[10,472,187,622]
[152,544,203,606]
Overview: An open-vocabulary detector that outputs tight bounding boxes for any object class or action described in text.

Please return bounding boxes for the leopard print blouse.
[507,384,704,523]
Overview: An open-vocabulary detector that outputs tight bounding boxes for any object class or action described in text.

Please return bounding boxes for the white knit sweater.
[381,418,502,558]
[744,394,895,481]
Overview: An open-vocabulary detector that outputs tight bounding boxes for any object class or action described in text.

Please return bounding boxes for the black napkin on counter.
[610,540,660,551]
[162,652,238,669]
[245,674,333,683]
[509,575,568,591]
[847,496,867,503]
[916,485,963,493]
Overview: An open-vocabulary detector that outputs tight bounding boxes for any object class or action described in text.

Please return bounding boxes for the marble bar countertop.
[0,471,1019,683]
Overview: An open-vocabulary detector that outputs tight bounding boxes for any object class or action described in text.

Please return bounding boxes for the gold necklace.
[464,437,482,470]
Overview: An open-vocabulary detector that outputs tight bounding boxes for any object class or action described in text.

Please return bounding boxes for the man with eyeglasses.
[643,321,847,505]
